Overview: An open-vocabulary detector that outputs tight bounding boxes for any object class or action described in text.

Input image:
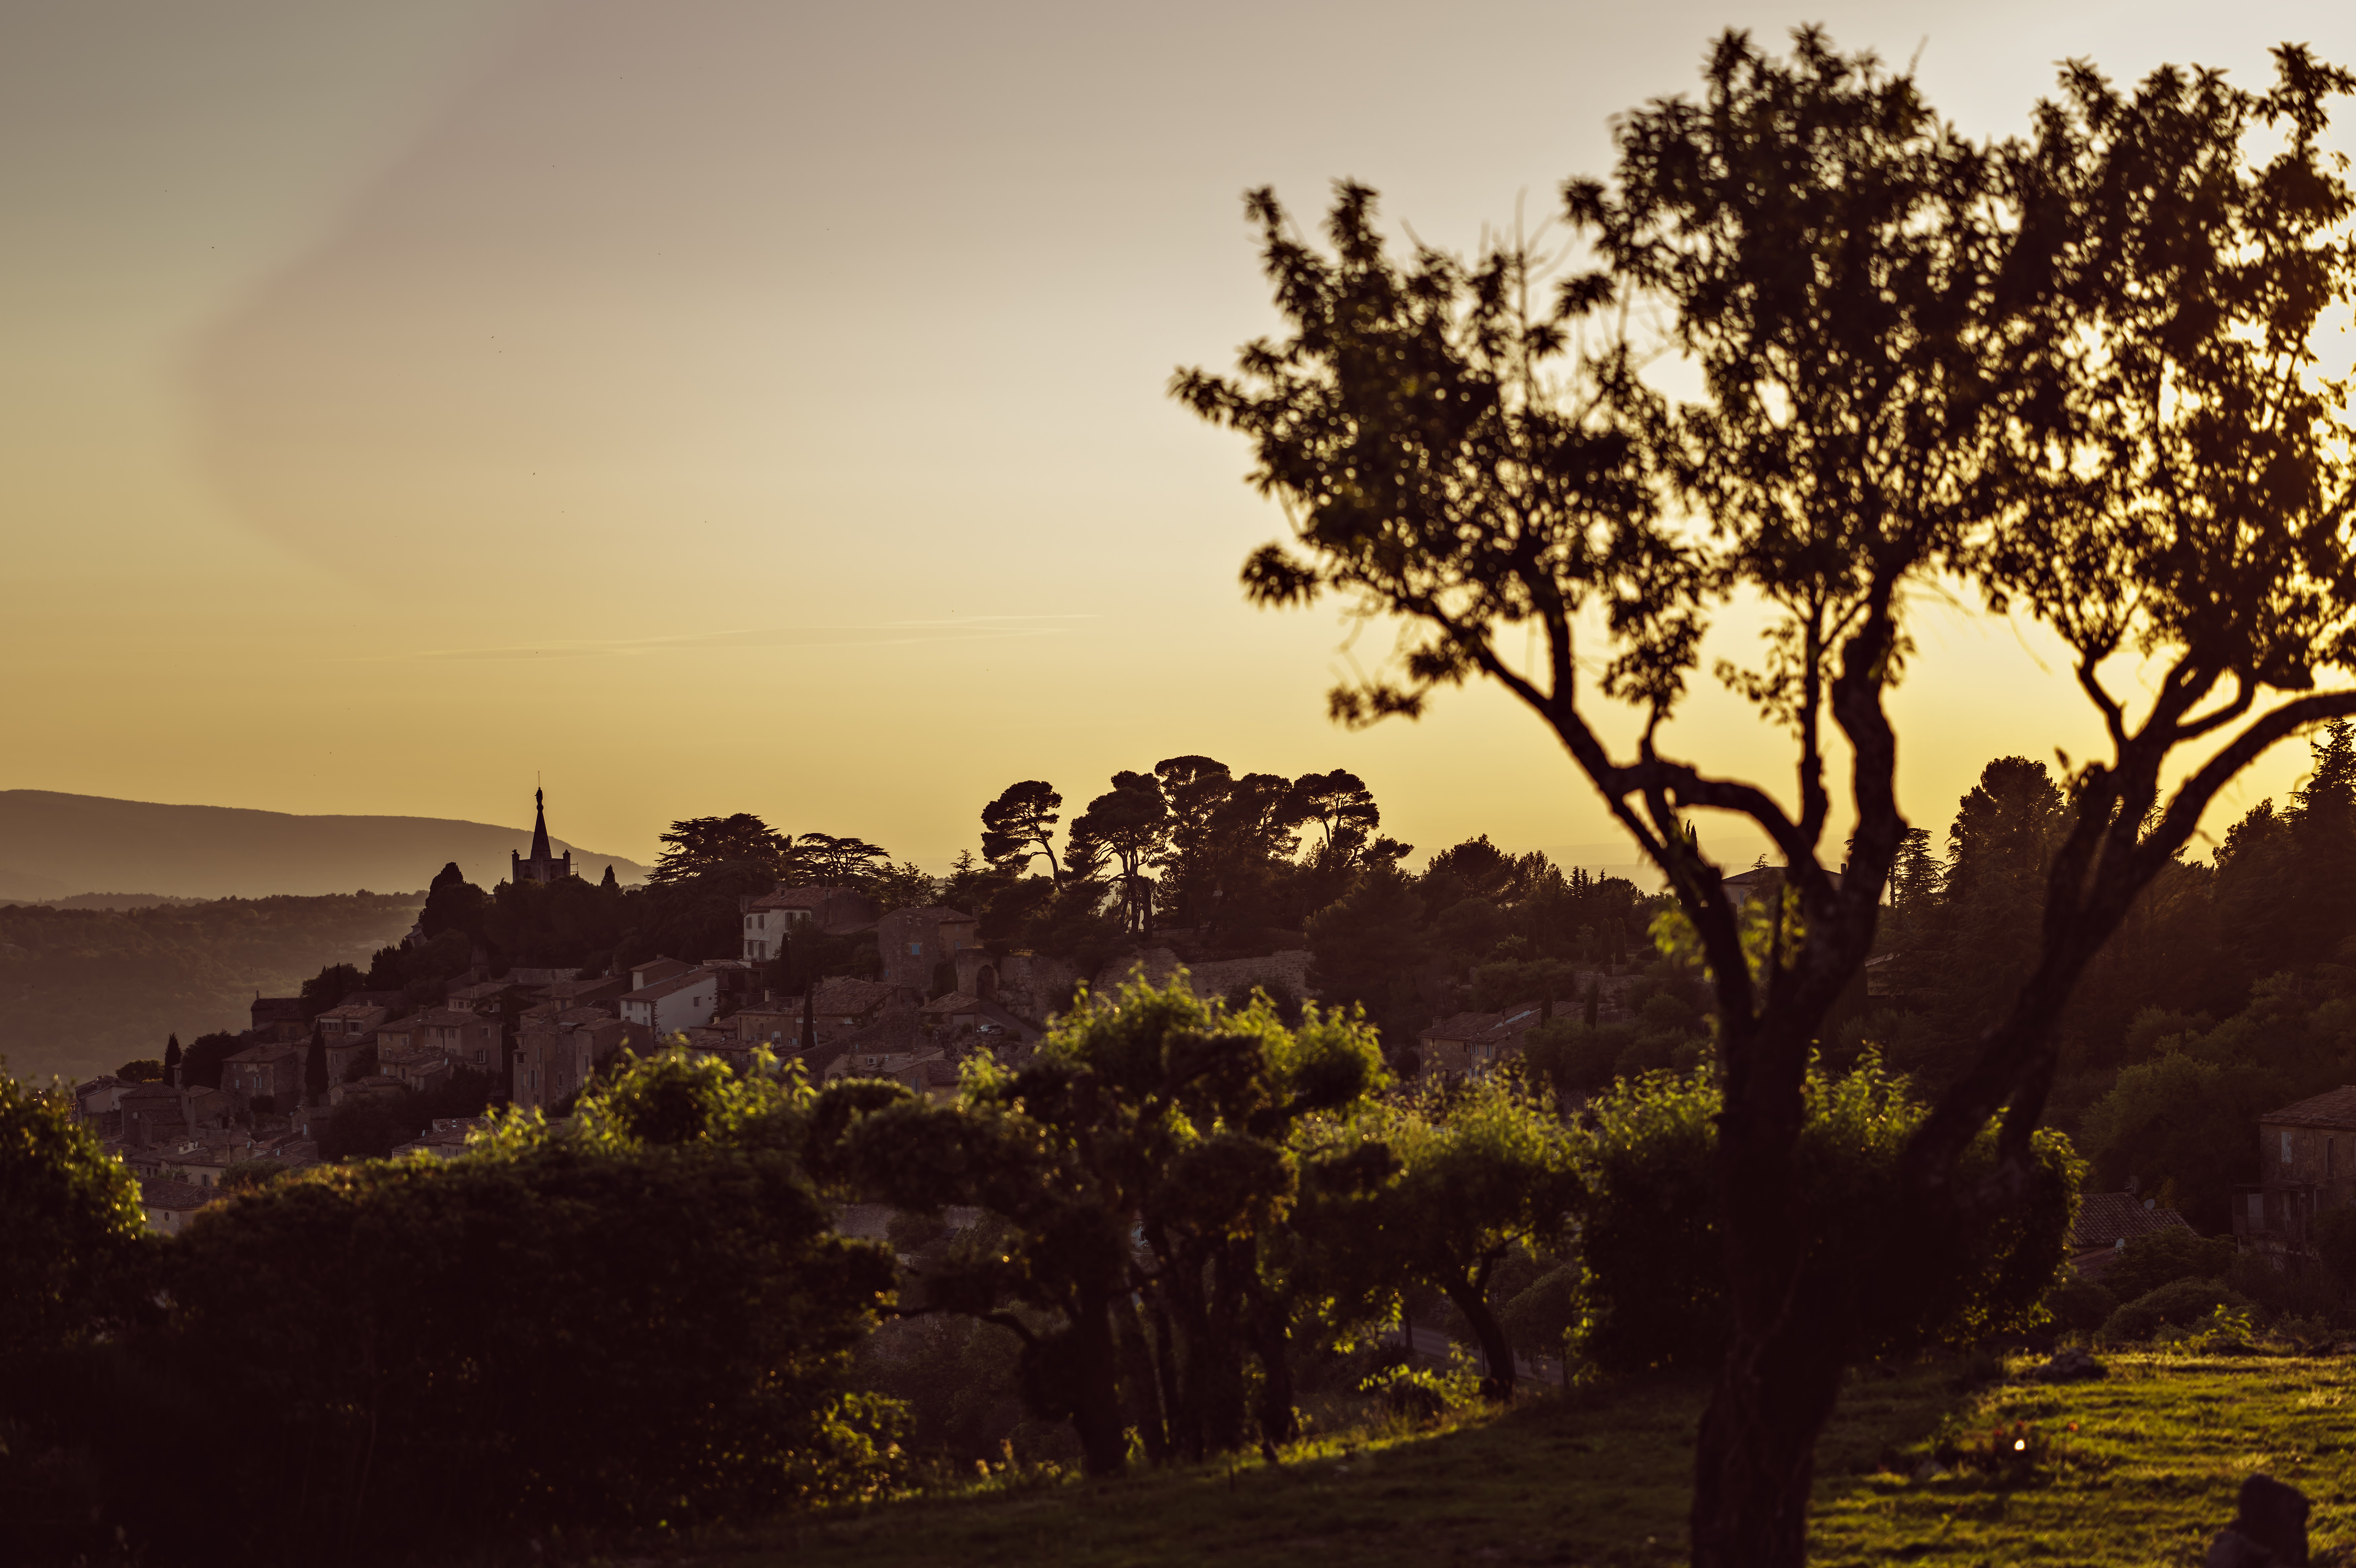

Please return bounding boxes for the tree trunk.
[1688,1316,1847,1568]
[1690,1016,1844,1568]
[1438,1276,1517,1400]
[1114,1294,1171,1465]
[1065,1290,1130,1477]
[1239,1249,1298,1453]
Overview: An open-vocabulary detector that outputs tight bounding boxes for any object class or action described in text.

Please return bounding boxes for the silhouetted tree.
[980,781,1068,883]
[1177,32,2356,1564]
[1068,773,1171,937]
[648,815,791,886]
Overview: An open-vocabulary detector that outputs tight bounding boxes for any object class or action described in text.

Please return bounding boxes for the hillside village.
[73,783,1653,1236]
[64,765,2356,1307]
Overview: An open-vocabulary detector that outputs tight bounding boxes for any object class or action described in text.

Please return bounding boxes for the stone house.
[538,973,630,1011]
[377,1044,455,1094]
[770,976,921,1042]
[513,1009,632,1113]
[732,1004,804,1050]
[879,906,981,993]
[329,1073,406,1108]
[222,1041,307,1109]
[2234,1086,2356,1254]
[324,1029,377,1088]
[75,1075,135,1136]
[140,1177,218,1235]
[447,979,531,1016]
[249,996,309,1043]
[317,999,392,1042]
[120,1083,235,1148]
[629,957,694,990]
[159,1146,238,1190]
[619,968,718,1037]
[376,1008,503,1074]
[740,884,881,963]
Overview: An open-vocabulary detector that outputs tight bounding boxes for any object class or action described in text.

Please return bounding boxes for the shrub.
[0,1069,146,1369]
[2102,1277,2253,1341]
[42,1047,902,1562]
[2101,1227,2237,1302]
[2042,1271,2118,1335]
[1574,1058,2080,1372]
[1498,1261,1580,1358]
[2226,1248,2345,1321]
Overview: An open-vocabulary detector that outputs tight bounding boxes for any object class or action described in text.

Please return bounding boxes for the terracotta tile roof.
[625,970,715,1002]
[831,1006,927,1057]
[140,1177,216,1211]
[920,992,983,1016]
[813,977,904,1014]
[225,1041,304,1064]
[751,883,860,909]
[2264,1086,2356,1129]
[2069,1192,2194,1250]
[1475,1003,1547,1039]
[1419,1011,1502,1043]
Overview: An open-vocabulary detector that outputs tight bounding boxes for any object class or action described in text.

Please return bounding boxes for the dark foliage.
[317,1067,498,1161]
[2101,1229,2238,1304]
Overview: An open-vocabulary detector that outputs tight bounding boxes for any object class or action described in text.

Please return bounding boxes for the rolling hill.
[0,791,648,901]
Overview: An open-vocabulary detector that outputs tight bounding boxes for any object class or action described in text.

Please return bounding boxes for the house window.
[2250,1192,2265,1222]
[909,942,923,956]
[2283,1130,2295,1165]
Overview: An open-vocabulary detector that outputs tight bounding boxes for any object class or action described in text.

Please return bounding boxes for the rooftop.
[140,1177,216,1211]
[2070,1192,2195,1250]
[625,969,715,1002]
[2263,1087,2356,1130]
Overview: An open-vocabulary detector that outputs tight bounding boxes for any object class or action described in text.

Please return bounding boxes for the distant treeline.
[1846,722,2356,1232]
[0,893,423,1086]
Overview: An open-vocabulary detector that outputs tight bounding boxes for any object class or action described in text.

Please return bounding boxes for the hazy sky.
[5,0,2352,873]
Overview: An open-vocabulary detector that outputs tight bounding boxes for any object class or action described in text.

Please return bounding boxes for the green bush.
[2101,1228,2237,1302]
[0,1069,146,1370]
[1498,1261,1580,1358]
[2102,1277,2252,1341]
[2042,1271,2118,1335]
[1574,1058,2081,1372]
[34,1048,901,1562]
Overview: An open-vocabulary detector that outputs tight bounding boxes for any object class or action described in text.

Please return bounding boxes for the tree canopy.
[1177,29,2356,1565]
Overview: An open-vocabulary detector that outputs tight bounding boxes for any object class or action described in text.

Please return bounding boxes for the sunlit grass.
[687,1349,2356,1567]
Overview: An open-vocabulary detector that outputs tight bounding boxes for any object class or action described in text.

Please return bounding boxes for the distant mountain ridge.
[0,791,649,900]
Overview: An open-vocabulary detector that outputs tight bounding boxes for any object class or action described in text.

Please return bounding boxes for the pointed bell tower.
[512,785,574,885]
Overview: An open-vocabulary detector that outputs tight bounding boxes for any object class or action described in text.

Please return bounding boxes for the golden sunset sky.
[6,0,2352,875]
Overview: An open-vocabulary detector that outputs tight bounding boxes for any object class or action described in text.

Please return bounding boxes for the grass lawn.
[699,1350,2356,1567]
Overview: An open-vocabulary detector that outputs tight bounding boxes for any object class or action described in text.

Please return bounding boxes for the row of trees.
[1820,724,2356,1232]
[0,976,2078,1560]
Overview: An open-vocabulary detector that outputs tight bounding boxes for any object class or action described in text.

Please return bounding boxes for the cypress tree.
[163,1033,182,1084]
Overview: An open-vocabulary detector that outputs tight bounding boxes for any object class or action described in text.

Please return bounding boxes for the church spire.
[530,786,553,862]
